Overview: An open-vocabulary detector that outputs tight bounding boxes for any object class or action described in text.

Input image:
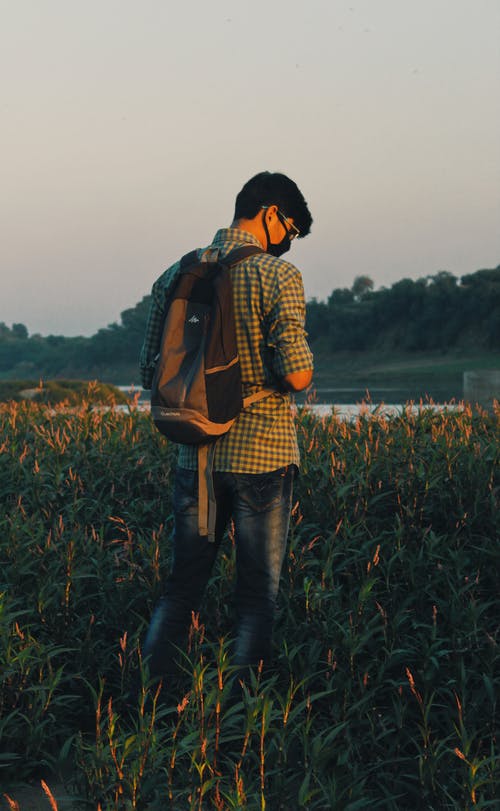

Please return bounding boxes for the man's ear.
[263,204,279,229]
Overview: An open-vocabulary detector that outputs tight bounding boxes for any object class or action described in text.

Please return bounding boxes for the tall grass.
[0,395,498,809]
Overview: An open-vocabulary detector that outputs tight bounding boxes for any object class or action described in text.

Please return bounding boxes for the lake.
[117,385,463,420]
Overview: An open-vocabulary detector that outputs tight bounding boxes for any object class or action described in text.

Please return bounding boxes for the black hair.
[234,171,313,237]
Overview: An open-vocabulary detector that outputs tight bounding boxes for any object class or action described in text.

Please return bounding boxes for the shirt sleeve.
[266,264,314,379]
[139,261,181,389]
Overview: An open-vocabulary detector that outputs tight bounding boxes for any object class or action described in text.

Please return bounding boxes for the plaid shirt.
[140,227,313,472]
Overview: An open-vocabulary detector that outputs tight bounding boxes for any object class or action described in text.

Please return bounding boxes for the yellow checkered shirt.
[140,227,313,472]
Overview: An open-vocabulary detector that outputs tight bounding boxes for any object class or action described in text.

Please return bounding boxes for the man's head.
[233,171,313,256]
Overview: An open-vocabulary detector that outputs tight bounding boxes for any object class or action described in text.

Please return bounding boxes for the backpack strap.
[180,249,200,268]
[196,388,276,541]
[197,443,217,542]
[223,245,263,266]
[243,388,276,408]
[181,245,262,270]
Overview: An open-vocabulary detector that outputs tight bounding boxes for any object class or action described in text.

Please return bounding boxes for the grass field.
[0,395,498,809]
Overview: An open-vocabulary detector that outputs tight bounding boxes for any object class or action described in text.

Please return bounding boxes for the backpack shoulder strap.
[223,245,264,267]
[180,249,200,268]
[179,245,262,270]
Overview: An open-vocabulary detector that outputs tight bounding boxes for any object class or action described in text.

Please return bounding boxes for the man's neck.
[230,217,267,250]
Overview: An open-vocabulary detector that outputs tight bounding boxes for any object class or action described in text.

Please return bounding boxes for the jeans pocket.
[236,467,290,513]
[174,468,198,513]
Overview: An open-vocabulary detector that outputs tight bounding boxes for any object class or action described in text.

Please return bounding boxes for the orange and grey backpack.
[151,245,274,540]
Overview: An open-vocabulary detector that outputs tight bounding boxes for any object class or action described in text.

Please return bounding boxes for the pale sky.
[2,0,499,336]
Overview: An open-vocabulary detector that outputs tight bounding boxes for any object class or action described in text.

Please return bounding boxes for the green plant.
[1,400,498,808]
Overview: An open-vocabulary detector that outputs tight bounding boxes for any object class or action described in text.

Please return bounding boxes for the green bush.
[0,379,128,405]
[0,401,498,809]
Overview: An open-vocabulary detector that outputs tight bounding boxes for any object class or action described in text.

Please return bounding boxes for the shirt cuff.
[273,340,314,378]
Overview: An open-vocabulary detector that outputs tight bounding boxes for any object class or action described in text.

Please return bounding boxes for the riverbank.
[3,348,497,401]
[311,348,500,401]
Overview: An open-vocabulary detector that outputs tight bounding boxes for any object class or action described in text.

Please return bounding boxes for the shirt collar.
[211,227,264,250]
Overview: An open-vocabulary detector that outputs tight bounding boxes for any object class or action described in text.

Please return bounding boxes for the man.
[139,171,313,693]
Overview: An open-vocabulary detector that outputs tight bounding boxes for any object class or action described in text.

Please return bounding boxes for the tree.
[306,298,329,343]
[11,323,28,340]
[351,275,374,301]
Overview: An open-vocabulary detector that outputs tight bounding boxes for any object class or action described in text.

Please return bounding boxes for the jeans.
[142,464,295,686]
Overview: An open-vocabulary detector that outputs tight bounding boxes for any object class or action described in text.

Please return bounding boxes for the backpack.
[150,245,275,540]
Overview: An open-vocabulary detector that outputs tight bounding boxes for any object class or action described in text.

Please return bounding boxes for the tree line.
[1,265,499,382]
[307,266,500,352]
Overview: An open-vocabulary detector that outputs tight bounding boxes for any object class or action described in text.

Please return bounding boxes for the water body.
[118,385,463,419]
[294,385,461,406]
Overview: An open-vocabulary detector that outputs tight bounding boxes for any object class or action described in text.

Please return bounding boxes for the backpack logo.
[188,315,200,324]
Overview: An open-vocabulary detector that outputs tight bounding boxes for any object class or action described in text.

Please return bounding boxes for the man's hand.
[282,369,313,392]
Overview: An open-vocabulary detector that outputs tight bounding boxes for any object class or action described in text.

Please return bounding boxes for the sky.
[2,0,499,337]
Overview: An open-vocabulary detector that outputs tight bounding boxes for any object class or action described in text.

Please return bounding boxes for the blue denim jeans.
[142,464,295,685]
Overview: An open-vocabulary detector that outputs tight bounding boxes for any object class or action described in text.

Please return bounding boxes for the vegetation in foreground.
[0,396,498,809]
[0,379,127,406]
